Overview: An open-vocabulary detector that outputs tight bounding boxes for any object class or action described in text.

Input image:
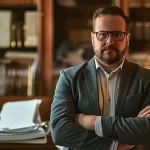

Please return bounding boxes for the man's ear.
[91,32,94,46]
[127,33,130,46]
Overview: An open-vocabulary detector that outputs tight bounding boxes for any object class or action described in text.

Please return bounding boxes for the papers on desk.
[0,99,50,144]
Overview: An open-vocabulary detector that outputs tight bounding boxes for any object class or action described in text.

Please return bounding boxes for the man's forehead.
[94,15,126,30]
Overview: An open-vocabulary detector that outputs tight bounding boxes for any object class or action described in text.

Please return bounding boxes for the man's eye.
[98,33,107,37]
[113,32,122,37]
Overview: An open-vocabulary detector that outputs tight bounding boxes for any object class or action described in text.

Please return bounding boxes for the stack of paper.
[0,99,50,143]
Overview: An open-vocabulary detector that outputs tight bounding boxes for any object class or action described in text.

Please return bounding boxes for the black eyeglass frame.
[92,31,128,41]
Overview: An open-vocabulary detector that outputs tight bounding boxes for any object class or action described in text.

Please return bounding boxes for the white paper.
[0,99,42,130]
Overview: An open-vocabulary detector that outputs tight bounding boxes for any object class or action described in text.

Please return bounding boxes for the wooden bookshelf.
[0,0,53,96]
[3,0,149,96]
[116,0,150,69]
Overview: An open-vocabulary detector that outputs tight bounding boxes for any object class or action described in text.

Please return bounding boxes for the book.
[24,11,37,47]
[144,22,150,41]
[27,59,39,96]
[134,22,144,40]
[0,0,36,5]
[0,11,12,47]
[0,127,45,141]
[0,99,50,143]
[4,64,29,96]
[0,121,50,142]
[144,0,150,7]
[1,58,38,96]
[129,0,143,7]
[4,51,37,59]
[10,11,24,48]
[0,136,47,144]
[0,64,6,96]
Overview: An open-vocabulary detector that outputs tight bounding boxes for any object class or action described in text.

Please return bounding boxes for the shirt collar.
[94,55,125,78]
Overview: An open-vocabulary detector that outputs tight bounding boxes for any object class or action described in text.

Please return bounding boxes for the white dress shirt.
[94,57,124,150]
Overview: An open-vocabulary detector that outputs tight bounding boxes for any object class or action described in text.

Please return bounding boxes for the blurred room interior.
[0,0,150,149]
[0,0,150,97]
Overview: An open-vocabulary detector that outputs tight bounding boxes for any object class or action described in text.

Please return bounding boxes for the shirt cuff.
[109,141,118,150]
[95,116,103,137]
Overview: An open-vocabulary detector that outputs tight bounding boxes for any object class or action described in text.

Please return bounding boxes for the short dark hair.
[92,5,130,32]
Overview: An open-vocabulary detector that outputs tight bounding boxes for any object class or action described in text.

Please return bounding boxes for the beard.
[95,44,127,65]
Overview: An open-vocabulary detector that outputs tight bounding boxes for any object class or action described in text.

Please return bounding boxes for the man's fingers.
[117,144,134,150]
[75,114,85,124]
[138,105,150,117]
[146,114,150,117]
[139,110,150,117]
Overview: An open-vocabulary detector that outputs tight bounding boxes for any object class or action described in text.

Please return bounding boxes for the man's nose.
[106,34,115,45]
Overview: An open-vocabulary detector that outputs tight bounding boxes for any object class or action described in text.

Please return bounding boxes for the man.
[50,5,150,150]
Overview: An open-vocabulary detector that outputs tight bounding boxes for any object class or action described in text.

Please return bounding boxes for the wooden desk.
[0,138,58,150]
[0,96,58,150]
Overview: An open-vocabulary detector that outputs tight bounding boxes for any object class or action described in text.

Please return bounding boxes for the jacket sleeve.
[101,70,150,145]
[101,115,150,145]
[50,71,112,150]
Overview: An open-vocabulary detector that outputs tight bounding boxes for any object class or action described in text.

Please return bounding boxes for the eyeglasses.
[92,31,128,41]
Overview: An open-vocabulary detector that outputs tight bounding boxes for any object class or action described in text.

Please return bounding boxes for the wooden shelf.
[0,47,37,51]
[0,0,36,10]
[0,5,36,10]
[130,7,150,21]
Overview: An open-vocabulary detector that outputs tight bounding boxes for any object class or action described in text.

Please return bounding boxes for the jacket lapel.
[83,58,100,115]
[115,60,135,116]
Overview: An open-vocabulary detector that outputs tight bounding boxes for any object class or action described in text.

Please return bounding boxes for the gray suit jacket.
[50,58,150,150]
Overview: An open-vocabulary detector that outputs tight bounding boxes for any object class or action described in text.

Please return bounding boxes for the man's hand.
[76,114,134,149]
[117,144,134,150]
[75,114,96,130]
[138,105,150,117]
[76,106,150,149]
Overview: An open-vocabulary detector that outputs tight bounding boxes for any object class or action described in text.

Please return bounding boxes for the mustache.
[101,45,118,53]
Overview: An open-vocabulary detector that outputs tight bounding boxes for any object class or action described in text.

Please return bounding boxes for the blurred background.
[0,0,150,97]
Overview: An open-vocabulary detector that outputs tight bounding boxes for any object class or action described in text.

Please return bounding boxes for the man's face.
[91,14,130,65]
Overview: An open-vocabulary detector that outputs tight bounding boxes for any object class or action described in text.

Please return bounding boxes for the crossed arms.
[51,101,150,150]
[76,106,150,150]
[50,71,150,150]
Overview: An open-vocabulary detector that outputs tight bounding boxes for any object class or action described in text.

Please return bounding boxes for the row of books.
[0,0,36,5]
[128,52,150,69]
[0,58,38,96]
[0,65,28,96]
[0,99,50,143]
[130,21,150,41]
[0,10,37,48]
[129,0,150,8]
